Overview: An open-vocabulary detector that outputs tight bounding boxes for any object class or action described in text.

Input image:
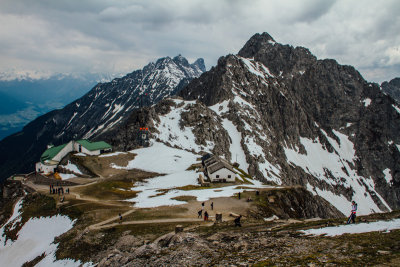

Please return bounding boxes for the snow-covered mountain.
[0,56,205,181]
[104,33,400,215]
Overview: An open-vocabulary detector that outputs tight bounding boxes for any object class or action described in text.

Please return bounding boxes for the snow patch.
[284,135,385,215]
[0,214,84,267]
[221,119,249,172]
[99,151,127,157]
[383,168,393,184]
[302,218,400,236]
[244,135,281,185]
[362,98,372,107]
[59,173,76,180]
[112,142,197,174]
[209,100,230,115]
[153,101,213,153]
[62,161,82,175]
[392,104,400,114]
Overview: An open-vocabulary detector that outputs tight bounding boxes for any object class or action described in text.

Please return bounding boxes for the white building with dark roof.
[203,155,236,182]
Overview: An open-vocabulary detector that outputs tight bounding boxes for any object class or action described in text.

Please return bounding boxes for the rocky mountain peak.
[169,32,400,213]
[238,32,276,56]
[172,55,190,66]
[381,77,400,103]
[238,32,316,76]
[192,58,206,72]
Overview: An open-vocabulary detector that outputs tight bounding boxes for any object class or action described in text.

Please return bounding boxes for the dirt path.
[88,209,137,230]
[89,217,206,231]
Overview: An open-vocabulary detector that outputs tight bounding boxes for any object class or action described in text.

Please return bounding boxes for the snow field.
[284,130,390,215]
[59,173,77,180]
[222,119,249,172]
[111,142,274,208]
[0,199,86,267]
[63,161,82,174]
[302,218,400,236]
[152,100,214,153]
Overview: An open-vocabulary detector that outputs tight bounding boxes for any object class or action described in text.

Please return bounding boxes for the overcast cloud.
[0,0,399,82]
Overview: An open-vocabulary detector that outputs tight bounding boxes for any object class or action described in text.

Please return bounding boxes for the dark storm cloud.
[0,0,399,82]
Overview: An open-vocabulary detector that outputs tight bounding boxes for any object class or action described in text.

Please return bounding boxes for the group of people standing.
[197,201,242,226]
[197,201,213,221]
[49,184,69,195]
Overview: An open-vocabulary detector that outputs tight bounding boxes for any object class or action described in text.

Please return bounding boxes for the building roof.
[204,156,219,167]
[207,161,236,174]
[76,140,112,151]
[40,144,67,163]
[204,155,230,167]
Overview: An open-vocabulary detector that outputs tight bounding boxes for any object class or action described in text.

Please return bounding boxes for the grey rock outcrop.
[382,77,400,103]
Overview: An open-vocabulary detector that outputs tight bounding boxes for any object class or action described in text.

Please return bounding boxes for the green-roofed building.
[35,139,112,174]
[75,140,112,154]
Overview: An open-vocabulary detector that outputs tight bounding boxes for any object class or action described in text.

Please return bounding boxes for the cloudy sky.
[0,0,399,82]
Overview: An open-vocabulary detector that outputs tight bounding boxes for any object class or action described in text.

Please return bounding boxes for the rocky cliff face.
[382,77,400,103]
[107,33,400,215]
[0,56,205,182]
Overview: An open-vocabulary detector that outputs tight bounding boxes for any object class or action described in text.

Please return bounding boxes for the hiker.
[238,192,241,200]
[198,209,203,218]
[204,211,209,221]
[201,202,205,209]
[211,202,214,210]
[234,215,242,227]
[49,185,52,194]
[347,201,357,224]
[67,188,69,194]
[119,213,122,223]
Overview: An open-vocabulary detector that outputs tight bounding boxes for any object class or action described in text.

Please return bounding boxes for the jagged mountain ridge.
[382,77,400,103]
[104,33,400,215]
[0,56,205,181]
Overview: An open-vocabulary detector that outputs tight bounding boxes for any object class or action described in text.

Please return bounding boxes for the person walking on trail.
[234,215,242,227]
[347,201,357,224]
[238,192,241,200]
[119,213,123,223]
[211,202,214,210]
[201,202,205,210]
[198,209,203,218]
[204,211,209,221]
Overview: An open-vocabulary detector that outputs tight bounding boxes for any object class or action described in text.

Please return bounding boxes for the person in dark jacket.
[347,201,357,224]
[204,211,209,221]
[198,210,203,218]
[234,215,242,227]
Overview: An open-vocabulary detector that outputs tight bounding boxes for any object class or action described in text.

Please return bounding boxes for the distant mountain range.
[0,73,113,140]
[0,56,205,180]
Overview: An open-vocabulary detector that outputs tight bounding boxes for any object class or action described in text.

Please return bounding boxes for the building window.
[216,175,219,178]
[228,175,231,178]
